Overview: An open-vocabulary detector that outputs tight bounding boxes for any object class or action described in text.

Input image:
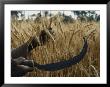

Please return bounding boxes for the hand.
[11,57,34,77]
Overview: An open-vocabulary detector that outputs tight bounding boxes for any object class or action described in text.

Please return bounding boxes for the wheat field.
[11,15,100,77]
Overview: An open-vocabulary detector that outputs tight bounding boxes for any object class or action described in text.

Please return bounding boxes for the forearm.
[11,42,29,59]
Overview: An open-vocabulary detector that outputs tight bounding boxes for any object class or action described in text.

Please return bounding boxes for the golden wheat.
[11,17,100,77]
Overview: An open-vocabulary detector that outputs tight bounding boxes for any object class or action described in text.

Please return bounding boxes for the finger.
[17,65,34,72]
[20,60,34,67]
[13,57,26,64]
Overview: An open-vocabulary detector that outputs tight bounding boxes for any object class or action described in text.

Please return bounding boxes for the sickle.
[19,37,88,71]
